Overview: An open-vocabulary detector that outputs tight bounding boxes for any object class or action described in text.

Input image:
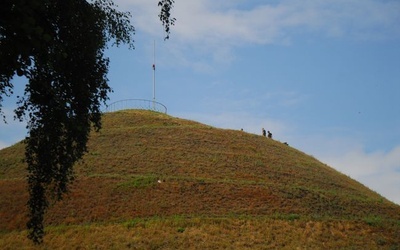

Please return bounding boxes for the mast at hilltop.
[104,41,168,114]
[152,40,156,109]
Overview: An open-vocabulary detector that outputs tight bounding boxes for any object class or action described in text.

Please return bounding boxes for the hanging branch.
[158,0,176,40]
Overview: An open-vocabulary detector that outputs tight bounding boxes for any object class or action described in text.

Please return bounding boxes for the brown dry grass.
[1,109,399,248]
[1,217,399,249]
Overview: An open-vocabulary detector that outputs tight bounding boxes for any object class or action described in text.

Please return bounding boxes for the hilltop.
[0,109,399,249]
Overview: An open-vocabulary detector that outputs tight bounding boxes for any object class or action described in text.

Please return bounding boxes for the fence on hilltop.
[104,99,167,114]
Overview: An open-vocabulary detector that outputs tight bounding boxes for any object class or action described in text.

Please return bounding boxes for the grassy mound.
[1,110,399,249]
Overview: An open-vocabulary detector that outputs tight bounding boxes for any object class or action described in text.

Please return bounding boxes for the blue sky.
[1,0,399,204]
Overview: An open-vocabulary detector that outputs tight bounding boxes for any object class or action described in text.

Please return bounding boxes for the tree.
[0,0,174,244]
[158,0,176,40]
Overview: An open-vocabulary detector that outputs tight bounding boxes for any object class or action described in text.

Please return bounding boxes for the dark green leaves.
[158,0,176,40]
[0,0,174,244]
[1,0,134,244]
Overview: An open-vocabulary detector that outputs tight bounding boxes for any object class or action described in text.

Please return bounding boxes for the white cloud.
[115,0,400,70]
[321,146,400,205]
[293,132,400,205]
[0,141,8,150]
[163,0,399,44]
[122,0,400,43]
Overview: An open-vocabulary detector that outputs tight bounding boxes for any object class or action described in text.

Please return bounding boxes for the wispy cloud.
[0,141,8,150]
[147,0,400,43]
[295,133,400,205]
[116,0,400,70]
[321,146,400,205]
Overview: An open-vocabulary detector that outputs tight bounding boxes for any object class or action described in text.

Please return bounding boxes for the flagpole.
[152,40,156,109]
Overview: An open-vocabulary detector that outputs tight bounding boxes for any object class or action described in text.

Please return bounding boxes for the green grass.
[364,215,383,226]
[116,175,159,189]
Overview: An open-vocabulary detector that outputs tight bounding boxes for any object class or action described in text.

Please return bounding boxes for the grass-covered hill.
[1,109,399,249]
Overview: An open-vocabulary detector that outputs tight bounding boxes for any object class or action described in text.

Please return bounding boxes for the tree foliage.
[158,0,176,40]
[0,0,174,244]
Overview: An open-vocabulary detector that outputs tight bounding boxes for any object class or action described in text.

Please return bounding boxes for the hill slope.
[1,110,399,249]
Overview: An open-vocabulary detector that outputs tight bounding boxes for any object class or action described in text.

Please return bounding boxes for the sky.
[1,0,399,204]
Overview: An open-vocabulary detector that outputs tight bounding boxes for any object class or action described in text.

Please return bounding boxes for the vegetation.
[0,110,399,248]
[1,0,174,243]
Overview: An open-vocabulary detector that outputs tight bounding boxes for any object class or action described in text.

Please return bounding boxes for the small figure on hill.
[267,131,272,139]
[262,128,266,137]
[284,142,289,146]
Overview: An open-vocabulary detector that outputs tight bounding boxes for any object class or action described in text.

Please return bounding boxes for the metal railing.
[104,99,167,114]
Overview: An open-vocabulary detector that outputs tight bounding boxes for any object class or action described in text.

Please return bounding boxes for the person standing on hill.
[268,131,272,139]
[262,128,266,137]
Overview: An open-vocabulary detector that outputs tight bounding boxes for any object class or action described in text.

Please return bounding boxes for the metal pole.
[152,40,156,109]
